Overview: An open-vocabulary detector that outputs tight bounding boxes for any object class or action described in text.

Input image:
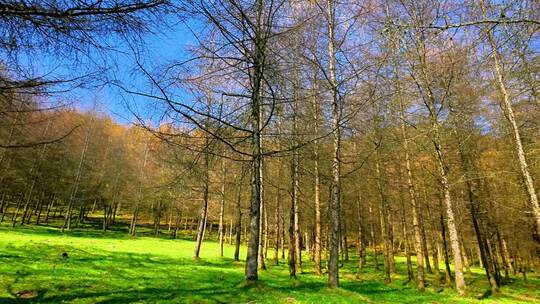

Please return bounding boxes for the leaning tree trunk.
[19,121,51,227]
[439,207,454,288]
[438,157,465,294]
[417,62,466,295]
[194,151,210,258]
[453,129,499,292]
[62,121,91,232]
[480,1,540,240]
[411,9,466,294]
[130,138,149,236]
[394,60,425,289]
[44,195,55,224]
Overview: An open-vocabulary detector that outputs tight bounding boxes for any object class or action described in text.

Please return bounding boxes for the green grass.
[0,225,538,303]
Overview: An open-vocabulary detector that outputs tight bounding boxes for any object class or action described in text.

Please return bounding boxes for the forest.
[0,0,539,303]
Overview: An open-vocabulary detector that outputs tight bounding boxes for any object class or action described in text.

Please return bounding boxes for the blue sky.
[105,27,195,124]
[29,21,197,126]
[101,24,197,125]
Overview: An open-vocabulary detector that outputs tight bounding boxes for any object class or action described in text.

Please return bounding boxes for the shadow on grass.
[1,227,539,303]
[0,240,255,303]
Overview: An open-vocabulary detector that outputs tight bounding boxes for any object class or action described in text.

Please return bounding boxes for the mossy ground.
[0,225,538,303]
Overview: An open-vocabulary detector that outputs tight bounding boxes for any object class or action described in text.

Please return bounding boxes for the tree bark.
[274,190,281,265]
[375,157,392,284]
[393,57,425,288]
[369,202,379,270]
[244,3,265,278]
[440,209,454,288]
[410,9,466,293]
[130,138,149,236]
[356,194,365,276]
[288,161,297,278]
[235,177,243,262]
[313,95,322,275]
[326,0,341,288]
[62,120,91,232]
[480,0,540,240]
[194,151,209,258]
[219,159,226,257]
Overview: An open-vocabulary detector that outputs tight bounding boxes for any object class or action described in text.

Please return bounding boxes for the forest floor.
[0,225,539,303]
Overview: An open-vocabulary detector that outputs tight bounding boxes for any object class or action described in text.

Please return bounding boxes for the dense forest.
[0,0,539,302]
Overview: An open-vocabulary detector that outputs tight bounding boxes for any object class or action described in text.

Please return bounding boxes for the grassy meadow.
[0,225,538,303]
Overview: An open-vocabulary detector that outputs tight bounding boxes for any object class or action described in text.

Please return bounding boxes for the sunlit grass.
[0,225,538,303]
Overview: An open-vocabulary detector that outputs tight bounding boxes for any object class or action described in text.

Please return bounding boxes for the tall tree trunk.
[440,209,454,288]
[44,195,55,224]
[228,219,233,245]
[369,202,379,270]
[290,62,302,275]
[403,216,414,283]
[460,240,471,274]
[35,192,45,225]
[258,157,266,270]
[129,205,139,236]
[11,197,22,227]
[235,175,243,262]
[264,203,269,261]
[394,60,425,289]
[194,151,210,258]
[173,206,181,239]
[327,0,341,288]
[103,203,108,232]
[244,0,265,281]
[435,121,465,295]
[480,0,540,240]
[313,89,322,276]
[356,195,365,276]
[274,190,281,265]
[19,200,30,227]
[419,206,432,274]
[342,217,349,262]
[411,11,466,293]
[0,193,5,216]
[499,233,513,276]
[376,157,392,284]
[219,159,226,257]
[288,162,297,278]
[288,122,300,278]
[20,121,51,227]
[62,120,91,233]
[154,200,162,237]
[433,238,441,288]
[457,143,499,292]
